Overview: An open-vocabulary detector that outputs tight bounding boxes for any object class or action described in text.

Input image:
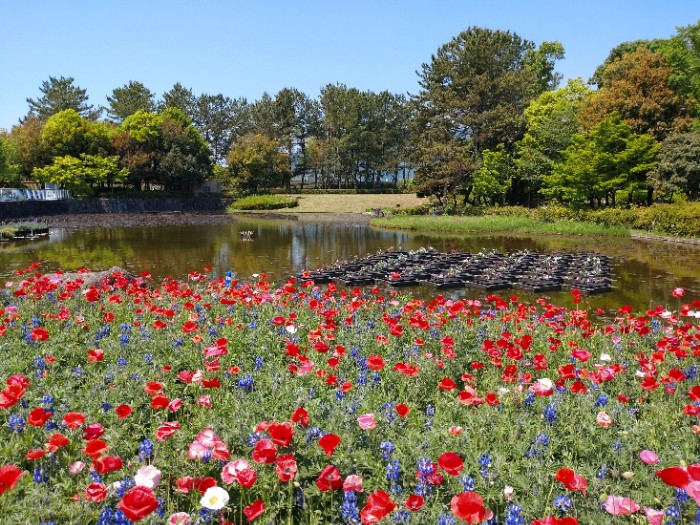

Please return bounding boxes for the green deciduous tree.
[471,147,512,205]
[115,109,212,191]
[8,116,48,177]
[649,130,700,200]
[106,81,156,122]
[543,113,660,206]
[26,76,100,122]
[32,154,127,196]
[225,134,291,195]
[0,134,22,187]
[514,78,592,204]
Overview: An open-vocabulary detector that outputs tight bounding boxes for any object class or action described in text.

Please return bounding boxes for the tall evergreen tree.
[26,76,100,122]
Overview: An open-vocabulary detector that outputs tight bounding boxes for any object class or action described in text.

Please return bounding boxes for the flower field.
[1,264,700,525]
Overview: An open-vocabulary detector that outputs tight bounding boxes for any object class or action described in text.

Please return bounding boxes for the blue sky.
[1,1,698,130]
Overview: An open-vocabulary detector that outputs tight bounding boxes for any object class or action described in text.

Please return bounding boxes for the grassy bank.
[371,214,630,236]
[229,193,430,214]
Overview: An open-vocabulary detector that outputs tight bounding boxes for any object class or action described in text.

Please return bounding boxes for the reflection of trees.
[0,221,697,309]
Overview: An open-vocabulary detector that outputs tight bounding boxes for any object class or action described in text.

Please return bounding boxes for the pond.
[1,215,699,310]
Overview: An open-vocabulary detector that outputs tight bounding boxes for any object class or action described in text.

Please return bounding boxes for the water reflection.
[0,217,698,310]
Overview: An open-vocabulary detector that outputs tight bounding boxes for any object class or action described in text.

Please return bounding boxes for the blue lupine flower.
[536,433,550,446]
[393,510,411,523]
[544,403,557,423]
[461,475,475,492]
[238,375,255,392]
[254,356,264,370]
[8,415,25,432]
[247,431,265,448]
[386,459,400,482]
[438,515,456,525]
[336,390,345,402]
[115,477,135,497]
[138,439,153,461]
[33,466,48,483]
[120,334,130,345]
[554,495,572,512]
[380,440,395,460]
[505,504,525,525]
[594,393,609,407]
[341,490,360,523]
[117,358,127,367]
[144,353,153,364]
[102,403,112,412]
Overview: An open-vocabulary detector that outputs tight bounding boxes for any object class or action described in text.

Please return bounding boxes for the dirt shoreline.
[38,211,373,228]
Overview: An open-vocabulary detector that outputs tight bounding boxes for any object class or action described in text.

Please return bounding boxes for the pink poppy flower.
[134,465,162,489]
[343,474,363,492]
[358,413,376,430]
[643,507,664,525]
[603,495,640,515]
[639,450,659,465]
[596,411,612,428]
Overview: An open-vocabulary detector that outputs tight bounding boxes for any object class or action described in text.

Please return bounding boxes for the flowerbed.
[0,264,700,524]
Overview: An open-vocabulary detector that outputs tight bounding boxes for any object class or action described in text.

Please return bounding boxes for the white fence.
[0,188,70,202]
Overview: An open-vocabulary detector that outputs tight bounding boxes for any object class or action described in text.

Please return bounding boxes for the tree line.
[1,22,699,207]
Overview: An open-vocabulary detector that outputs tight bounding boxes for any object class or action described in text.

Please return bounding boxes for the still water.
[1,216,699,310]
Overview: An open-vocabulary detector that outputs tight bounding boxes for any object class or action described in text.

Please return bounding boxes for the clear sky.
[1,0,698,130]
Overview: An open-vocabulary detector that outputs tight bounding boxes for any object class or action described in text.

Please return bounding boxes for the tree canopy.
[26,76,100,122]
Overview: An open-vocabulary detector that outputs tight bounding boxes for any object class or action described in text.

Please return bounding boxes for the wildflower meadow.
[1,263,700,525]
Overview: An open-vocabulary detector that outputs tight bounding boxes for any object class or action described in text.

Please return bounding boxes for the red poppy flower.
[48,433,70,449]
[316,464,343,491]
[656,464,700,505]
[83,423,105,440]
[63,411,86,429]
[450,491,486,524]
[117,486,158,522]
[360,489,397,524]
[268,422,294,447]
[25,449,46,461]
[405,494,424,511]
[152,320,167,330]
[115,404,132,419]
[0,465,24,494]
[243,499,265,522]
[555,468,588,494]
[291,407,309,426]
[27,407,52,427]
[438,452,464,476]
[251,439,277,464]
[30,328,49,341]
[0,382,26,409]
[88,349,104,362]
[84,482,108,502]
[83,439,110,459]
[275,454,298,482]
[532,518,579,525]
[366,354,386,371]
[438,377,457,390]
[395,404,410,418]
[144,382,163,395]
[150,394,170,410]
[182,321,198,333]
[92,455,123,475]
[318,433,341,456]
[155,421,181,441]
[238,467,257,488]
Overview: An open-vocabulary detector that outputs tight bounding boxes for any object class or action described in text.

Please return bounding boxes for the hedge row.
[395,203,700,238]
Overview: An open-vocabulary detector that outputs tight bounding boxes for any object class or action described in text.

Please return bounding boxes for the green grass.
[229,194,299,211]
[371,214,630,236]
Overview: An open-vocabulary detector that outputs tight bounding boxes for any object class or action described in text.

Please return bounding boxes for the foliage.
[514,79,592,205]
[225,134,291,195]
[649,129,700,200]
[193,93,251,165]
[32,154,128,196]
[25,75,100,122]
[543,113,660,206]
[8,116,49,177]
[105,81,156,122]
[580,47,694,141]
[471,147,512,205]
[228,194,299,210]
[116,109,212,191]
[411,27,561,205]
[0,133,22,187]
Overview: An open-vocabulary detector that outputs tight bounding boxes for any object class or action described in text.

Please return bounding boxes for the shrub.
[229,194,299,211]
